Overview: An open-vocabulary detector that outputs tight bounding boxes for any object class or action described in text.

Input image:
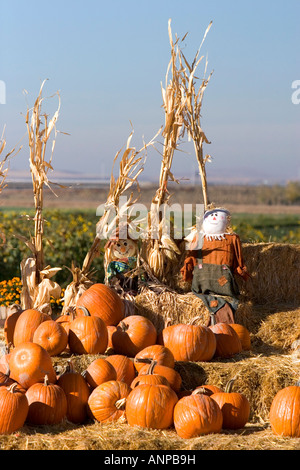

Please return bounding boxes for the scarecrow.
[181,207,250,326]
[104,227,139,294]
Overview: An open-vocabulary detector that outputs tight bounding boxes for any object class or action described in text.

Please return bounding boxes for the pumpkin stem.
[146,360,157,375]
[224,379,236,393]
[119,321,129,332]
[115,398,126,410]
[44,375,49,386]
[78,306,91,317]
[7,383,19,394]
[192,387,214,397]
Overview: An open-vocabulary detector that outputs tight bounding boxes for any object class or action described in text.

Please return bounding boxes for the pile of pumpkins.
[0,283,299,439]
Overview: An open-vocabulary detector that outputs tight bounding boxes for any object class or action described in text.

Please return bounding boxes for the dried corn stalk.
[143,20,185,284]
[179,21,213,210]
[17,80,62,314]
[62,128,159,314]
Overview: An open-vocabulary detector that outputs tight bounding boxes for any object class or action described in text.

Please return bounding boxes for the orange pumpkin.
[126,383,178,430]
[138,362,182,393]
[0,383,29,434]
[211,379,250,429]
[13,309,49,347]
[131,361,170,388]
[9,342,57,390]
[83,358,117,389]
[88,380,131,423]
[105,355,136,387]
[57,361,90,424]
[26,375,67,425]
[111,315,157,357]
[33,320,68,356]
[76,283,125,326]
[229,323,251,351]
[209,323,242,358]
[68,307,108,355]
[134,344,175,373]
[160,323,216,362]
[174,390,223,438]
[269,381,300,437]
[3,307,23,346]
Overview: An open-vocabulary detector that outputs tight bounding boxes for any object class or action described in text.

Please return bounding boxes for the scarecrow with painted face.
[181,207,250,325]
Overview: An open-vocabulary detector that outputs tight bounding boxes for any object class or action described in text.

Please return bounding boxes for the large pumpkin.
[68,307,108,355]
[111,315,157,357]
[174,390,223,438]
[160,323,216,362]
[13,309,49,347]
[0,383,29,434]
[269,381,300,437]
[209,323,242,358]
[33,320,68,357]
[26,375,67,425]
[134,344,175,373]
[76,283,125,326]
[126,383,178,430]
[9,342,57,389]
[88,380,131,423]
[57,361,90,424]
[211,379,250,430]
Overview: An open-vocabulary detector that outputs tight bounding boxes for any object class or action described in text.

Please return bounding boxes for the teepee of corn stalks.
[17,80,63,315]
[61,127,159,314]
[142,20,185,285]
[178,21,214,211]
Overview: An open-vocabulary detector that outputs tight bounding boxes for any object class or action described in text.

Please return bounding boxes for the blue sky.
[1,0,299,184]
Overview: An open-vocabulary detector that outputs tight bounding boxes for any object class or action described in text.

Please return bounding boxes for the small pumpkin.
[68,307,108,355]
[138,362,182,393]
[134,344,175,373]
[13,309,49,347]
[26,375,67,425]
[3,305,23,346]
[209,323,242,358]
[88,380,131,423]
[131,361,170,388]
[0,383,29,435]
[33,320,68,356]
[269,380,300,437]
[111,315,157,357]
[126,383,178,430]
[9,342,57,389]
[174,389,223,439]
[105,355,136,387]
[160,322,216,362]
[57,361,90,424]
[229,323,251,351]
[211,379,250,429]
[76,283,125,326]
[83,358,117,389]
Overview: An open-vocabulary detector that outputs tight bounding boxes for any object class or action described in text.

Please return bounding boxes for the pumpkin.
[76,283,125,326]
[173,389,223,438]
[160,323,216,362]
[105,355,136,387]
[4,306,23,346]
[83,358,117,389]
[228,323,251,351]
[55,311,75,337]
[26,375,67,425]
[13,309,49,347]
[111,315,157,357]
[106,325,117,351]
[68,307,108,355]
[126,383,178,430]
[138,362,182,393]
[0,383,29,434]
[131,361,170,388]
[211,379,250,429]
[88,380,131,423]
[57,361,90,424]
[269,381,300,437]
[33,320,68,356]
[209,323,242,358]
[134,344,175,373]
[9,342,57,389]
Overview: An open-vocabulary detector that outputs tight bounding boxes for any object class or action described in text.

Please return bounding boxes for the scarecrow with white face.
[105,231,139,293]
[181,207,250,325]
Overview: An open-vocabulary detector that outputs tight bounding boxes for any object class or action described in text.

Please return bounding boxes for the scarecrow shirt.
[107,256,137,281]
